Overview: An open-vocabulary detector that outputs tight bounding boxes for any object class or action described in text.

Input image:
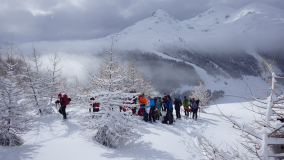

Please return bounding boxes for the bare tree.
[19,47,51,114]
[197,57,284,159]
[46,52,62,108]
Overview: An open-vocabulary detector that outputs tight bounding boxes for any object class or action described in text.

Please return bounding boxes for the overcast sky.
[1,0,284,45]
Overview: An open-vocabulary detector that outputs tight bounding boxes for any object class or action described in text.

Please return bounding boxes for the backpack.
[154,97,158,106]
[138,108,143,116]
[63,94,69,105]
[192,102,198,109]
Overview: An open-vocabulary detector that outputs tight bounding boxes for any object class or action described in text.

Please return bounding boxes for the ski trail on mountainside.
[150,50,215,87]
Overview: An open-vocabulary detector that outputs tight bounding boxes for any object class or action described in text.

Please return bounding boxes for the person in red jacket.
[58,93,68,119]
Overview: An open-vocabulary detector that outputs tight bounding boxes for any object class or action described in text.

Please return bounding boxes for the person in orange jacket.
[139,93,147,113]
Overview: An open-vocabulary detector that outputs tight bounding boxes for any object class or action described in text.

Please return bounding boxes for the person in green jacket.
[156,97,162,120]
[182,96,190,117]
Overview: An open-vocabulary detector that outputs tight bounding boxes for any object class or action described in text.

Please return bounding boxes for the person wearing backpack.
[139,93,147,113]
[58,93,69,119]
[156,97,162,120]
[183,96,190,117]
[174,97,182,119]
[165,95,173,125]
[191,98,198,120]
[146,96,156,123]
[131,96,138,115]
[162,93,167,112]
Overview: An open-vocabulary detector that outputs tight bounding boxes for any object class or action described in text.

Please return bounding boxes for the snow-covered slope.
[0,100,264,160]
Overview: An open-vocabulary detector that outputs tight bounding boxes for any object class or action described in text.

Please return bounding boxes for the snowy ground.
[0,97,262,160]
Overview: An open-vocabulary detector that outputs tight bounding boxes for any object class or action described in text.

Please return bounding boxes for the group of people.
[138,93,200,124]
[56,91,199,123]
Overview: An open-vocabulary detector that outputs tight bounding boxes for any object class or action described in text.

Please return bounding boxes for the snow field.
[0,98,261,160]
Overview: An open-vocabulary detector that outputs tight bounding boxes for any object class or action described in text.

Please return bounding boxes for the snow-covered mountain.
[19,2,284,95]
[111,2,284,53]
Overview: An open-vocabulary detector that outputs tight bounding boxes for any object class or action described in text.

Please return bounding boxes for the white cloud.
[28,8,52,16]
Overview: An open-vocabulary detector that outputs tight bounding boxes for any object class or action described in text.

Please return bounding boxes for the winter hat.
[58,93,62,96]
[164,93,167,95]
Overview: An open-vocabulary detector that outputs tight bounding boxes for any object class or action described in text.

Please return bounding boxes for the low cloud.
[1,0,284,44]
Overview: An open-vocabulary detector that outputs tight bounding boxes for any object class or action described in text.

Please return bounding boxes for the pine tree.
[0,57,33,146]
[141,76,158,96]
[80,38,141,148]
[126,59,144,92]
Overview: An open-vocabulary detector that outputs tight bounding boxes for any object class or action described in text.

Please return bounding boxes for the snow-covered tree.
[81,38,141,148]
[197,57,284,159]
[20,48,51,114]
[66,76,83,103]
[141,76,158,97]
[125,59,144,92]
[46,52,62,107]
[0,56,33,146]
[190,81,211,112]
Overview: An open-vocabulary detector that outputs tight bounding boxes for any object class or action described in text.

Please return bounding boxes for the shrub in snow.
[92,107,141,148]
[80,92,141,148]
[196,132,247,160]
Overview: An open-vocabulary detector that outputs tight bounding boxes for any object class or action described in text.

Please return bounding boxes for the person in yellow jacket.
[139,93,147,113]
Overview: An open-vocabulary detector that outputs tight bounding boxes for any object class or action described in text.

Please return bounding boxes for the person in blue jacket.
[191,98,198,120]
[165,95,173,124]
[146,96,156,123]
